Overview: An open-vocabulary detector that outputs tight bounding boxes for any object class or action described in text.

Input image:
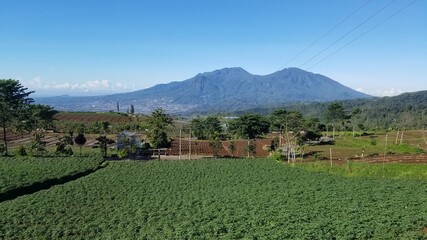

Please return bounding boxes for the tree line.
[238,91,427,131]
[2,78,425,158]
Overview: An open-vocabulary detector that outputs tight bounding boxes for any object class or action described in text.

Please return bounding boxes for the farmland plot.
[0,159,426,239]
[0,155,103,195]
[54,112,134,123]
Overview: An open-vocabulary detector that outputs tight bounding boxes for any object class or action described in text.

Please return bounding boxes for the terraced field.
[54,112,135,123]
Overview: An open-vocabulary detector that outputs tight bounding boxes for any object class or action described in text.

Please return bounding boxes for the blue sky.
[1,0,426,97]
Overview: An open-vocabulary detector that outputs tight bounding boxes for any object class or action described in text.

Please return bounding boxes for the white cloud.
[356,87,404,97]
[115,82,128,91]
[80,80,110,91]
[24,77,130,94]
[26,76,43,88]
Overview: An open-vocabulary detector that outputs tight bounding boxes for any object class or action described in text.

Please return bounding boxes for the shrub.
[117,148,128,159]
[270,150,285,161]
[17,145,27,156]
[0,143,6,155]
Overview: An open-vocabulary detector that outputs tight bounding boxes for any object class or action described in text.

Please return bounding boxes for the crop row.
[54,112,134,123]
[1,159,426,239]
[0,155,103,195]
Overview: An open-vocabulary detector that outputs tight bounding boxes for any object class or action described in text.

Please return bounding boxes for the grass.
[305,131,426,161]
[294,161,427,180]
[1,159,426,239]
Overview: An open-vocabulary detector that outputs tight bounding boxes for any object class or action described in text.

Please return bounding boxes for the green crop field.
[1,159,426,239]
[0,155,103,195]
[295,161,427,180]
[304,130,426,161]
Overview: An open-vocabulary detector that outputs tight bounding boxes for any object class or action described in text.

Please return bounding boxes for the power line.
[299,0,396,68]
[283,0,373,67]
[307,0,418,70]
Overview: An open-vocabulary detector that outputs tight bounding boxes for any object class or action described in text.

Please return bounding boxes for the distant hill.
[235,90,427,130]
[36,67,371,113]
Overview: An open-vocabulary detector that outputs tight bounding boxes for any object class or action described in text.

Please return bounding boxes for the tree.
[204,116,222,140]
[228,113,269,157]
[229,113,269,140]
[270,109,289,132]
[15,104,57,134]
[190,118,206,140]
[30,133,47,156]
[0,79,34,155]
[28,104,57,130]
[190,116,223,140]
[130,104,135,115]
[55,134,74,156]
[74,133,87,157]
[144,109,173,148]
[324,102,346,138]
[100,121,110,134]
[270,109,304,162]
[96,135,115,158]
[350,107,362,137]
[270,109,304,144]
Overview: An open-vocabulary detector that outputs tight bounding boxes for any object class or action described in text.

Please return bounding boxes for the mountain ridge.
[36,67,372,113]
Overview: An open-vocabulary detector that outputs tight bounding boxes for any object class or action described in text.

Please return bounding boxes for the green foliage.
[269,137,279,152]
[270,109,304,132]
[260,91,427,130]
[0,143,5,156]
[96,135,115,157]
[144,109,173,148]
[16,145,27,156]
[55,134,74,156]
[270,149,285,161]
[55,145,70,156]
[0,79,34,155]
[228,113,269,139]
[30,133,47,156]
[0,159,426,239]
[300,130,322,142]
[74,133,86,146]
[324,102,346,123]
[117,148,128,159]
[0,155,103,194]
[244,140,257,158]
[208,132,222,158]
[298,161,427,180]
[190,116,223,140]
[74,133,87,157]
[387,143,424,154]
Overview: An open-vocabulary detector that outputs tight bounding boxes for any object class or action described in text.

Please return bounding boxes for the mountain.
[36,67,372,113]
